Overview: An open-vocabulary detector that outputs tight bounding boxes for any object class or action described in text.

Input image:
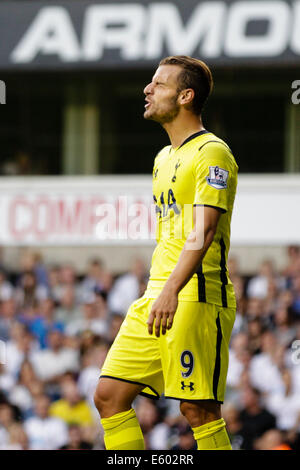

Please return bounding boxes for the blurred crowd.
[0,246,300,450]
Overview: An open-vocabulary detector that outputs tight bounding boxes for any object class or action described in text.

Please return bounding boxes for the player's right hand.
[147,288,178,337]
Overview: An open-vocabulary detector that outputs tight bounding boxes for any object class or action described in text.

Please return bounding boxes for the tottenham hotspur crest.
[206,166,229,189]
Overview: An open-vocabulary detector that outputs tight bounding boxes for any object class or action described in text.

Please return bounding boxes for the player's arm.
[147,204,221,337]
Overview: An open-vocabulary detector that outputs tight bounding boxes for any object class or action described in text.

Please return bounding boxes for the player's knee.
[94,381,114,416]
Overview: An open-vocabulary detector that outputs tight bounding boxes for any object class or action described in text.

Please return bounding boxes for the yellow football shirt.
[144,130,238,308]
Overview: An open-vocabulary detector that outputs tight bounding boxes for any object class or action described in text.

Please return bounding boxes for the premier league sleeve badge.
[206,166,229,189]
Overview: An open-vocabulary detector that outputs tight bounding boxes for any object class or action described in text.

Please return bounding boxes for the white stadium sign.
[0,175,299,246]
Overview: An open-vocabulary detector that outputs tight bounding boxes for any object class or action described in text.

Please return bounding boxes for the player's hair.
[159,55,213,116]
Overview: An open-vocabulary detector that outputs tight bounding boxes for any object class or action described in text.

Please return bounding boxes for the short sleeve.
[193,141,237,213]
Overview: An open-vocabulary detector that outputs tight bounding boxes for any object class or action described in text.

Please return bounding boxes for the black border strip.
[178,130,210,149]
[196,263,206,303]
[212,313,223,401]
[193,203,226,214]
[100,375,160,400]
[198,140,232,154]
[164,396,223,404]
[219,238,228,308]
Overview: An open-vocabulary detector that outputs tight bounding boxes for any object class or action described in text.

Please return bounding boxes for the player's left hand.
[147,288,178,337]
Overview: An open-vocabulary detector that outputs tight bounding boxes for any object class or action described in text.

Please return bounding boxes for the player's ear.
[178,88,194,107]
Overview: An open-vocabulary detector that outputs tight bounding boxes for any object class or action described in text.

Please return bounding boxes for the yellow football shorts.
[100,296,235,402]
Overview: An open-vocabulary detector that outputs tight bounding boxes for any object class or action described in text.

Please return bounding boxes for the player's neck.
[163,113,205,149]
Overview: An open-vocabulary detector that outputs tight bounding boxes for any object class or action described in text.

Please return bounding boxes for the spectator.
[107,258,147,315]
[222,402,244,450]
[0,298,18,342]
[65,292,108,338]
[247,317,264,355]
[8,360,43,415]
[227,333,250,389]
[48,265,63,304]
[0,269,14,302]
[49,379,94,428]
[107,313,124,344]
[0,402,21,448]
[264,368,300,432]
[291,274,300,316]
[264,279,279,317]
[247,260,283,301]
[231,275,247,336]
[282,245,300,282]
[254,429,292,450]
[227,256,240,284]
[29,298,64,349]
[78,340,110,408]
[94,287,109,323]
[24,394,68,450]
[15,271,48,310]
[0,363,15,397]
[60,424,93,450]
[0,247,300,449]
[28,252,49,288]
[59,264,82,302]
[171,424,197,450]
[17,300,40,330]
[136,397,169,450]
[80,259,108,297]
[238,387,276,450]
[78,330,97,355]
[54,286,82,325]
[31,329,79,385]
[245,297,265,322]
[272,305,297,347]
[0,247,8,275]
[5,323,38,379]
[249,331,284,395]
[19,250,48,288]
[0,423,28,450]
[289,324,300,394]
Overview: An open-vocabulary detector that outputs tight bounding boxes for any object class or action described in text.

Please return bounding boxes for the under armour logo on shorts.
[181,381,194,391]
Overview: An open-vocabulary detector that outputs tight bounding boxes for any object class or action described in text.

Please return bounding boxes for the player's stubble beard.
[144,92,181,125]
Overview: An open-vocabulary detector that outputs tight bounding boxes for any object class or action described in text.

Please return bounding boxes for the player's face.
[143,65,182,124]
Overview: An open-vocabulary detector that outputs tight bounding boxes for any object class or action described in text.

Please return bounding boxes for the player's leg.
[180,399,221,427]
[94,377,145,450]
[94,296,164,450]
[160,301,235,450]
[180,400,232,450]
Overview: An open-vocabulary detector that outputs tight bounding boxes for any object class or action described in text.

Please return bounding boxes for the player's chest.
[153,153,194,206]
